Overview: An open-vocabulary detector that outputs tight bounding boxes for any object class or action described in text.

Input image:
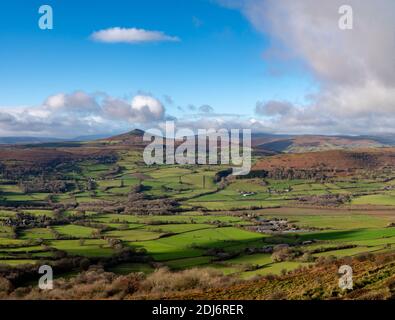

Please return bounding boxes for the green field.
[53,225,97,238]
[352,193,395,206]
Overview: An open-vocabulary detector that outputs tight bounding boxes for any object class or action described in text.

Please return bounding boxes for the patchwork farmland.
[0,131,395,299]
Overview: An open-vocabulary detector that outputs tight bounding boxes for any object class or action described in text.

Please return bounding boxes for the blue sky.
[0,0,314,117]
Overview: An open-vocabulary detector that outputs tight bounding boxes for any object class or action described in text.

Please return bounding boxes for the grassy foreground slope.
[147,253,395,300]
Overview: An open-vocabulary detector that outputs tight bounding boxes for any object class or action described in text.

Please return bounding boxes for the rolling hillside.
[252,135,388,153]
[253,149,395,172]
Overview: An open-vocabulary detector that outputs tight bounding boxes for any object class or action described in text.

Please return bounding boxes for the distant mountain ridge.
[2,129,395,153]
[0,133,118,145]
[98,129,147,146]
[251,134,390,153]
[0,137,64,145]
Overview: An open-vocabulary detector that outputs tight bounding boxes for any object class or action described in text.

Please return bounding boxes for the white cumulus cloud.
[131,95,164,118]
[0,92,166,137]
[90,27,180,44]
[219,0,395,134]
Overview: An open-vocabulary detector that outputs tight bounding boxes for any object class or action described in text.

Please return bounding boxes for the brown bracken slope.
[135,253,395,300]
[253,148,395,172]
